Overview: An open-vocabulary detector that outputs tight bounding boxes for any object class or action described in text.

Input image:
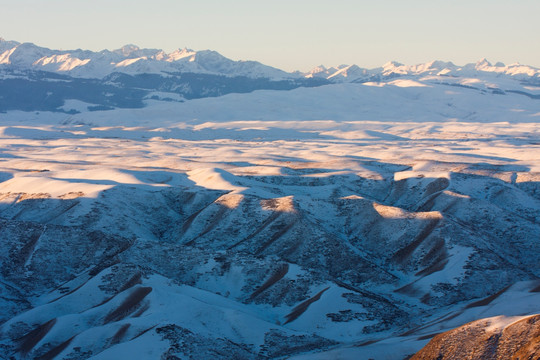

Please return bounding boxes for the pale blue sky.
[1,0,539,71]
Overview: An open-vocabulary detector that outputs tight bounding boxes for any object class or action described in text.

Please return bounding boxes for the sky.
[1,0,539,71]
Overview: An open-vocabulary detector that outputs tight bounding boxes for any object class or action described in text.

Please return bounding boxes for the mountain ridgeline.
[1,38,539,113]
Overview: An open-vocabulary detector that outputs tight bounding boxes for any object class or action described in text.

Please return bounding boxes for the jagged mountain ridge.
[1,38,539,115]
[1,38,539,81]
[0,38,294,79]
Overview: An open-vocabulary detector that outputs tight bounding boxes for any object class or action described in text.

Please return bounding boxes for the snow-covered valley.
[0,41,539,359]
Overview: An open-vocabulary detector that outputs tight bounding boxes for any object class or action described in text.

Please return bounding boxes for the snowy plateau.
[0,39,539,359]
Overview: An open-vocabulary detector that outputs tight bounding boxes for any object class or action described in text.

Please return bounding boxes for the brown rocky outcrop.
[412,314,540,360]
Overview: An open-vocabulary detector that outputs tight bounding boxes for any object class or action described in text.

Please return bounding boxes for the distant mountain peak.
[427,60,456,68]
[476,57,492,68]
[0,37,15,44]
[383,61,404,68]
[167,47,196,62]
[114,44,142,57]
[171,47,195,55]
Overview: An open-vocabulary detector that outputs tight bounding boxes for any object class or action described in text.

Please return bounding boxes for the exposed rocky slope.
[412,314,540,360]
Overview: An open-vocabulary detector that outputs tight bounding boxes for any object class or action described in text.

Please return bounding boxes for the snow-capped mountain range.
[0,38,293,79]
[1,38,539,116]
[1,38,539,81]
